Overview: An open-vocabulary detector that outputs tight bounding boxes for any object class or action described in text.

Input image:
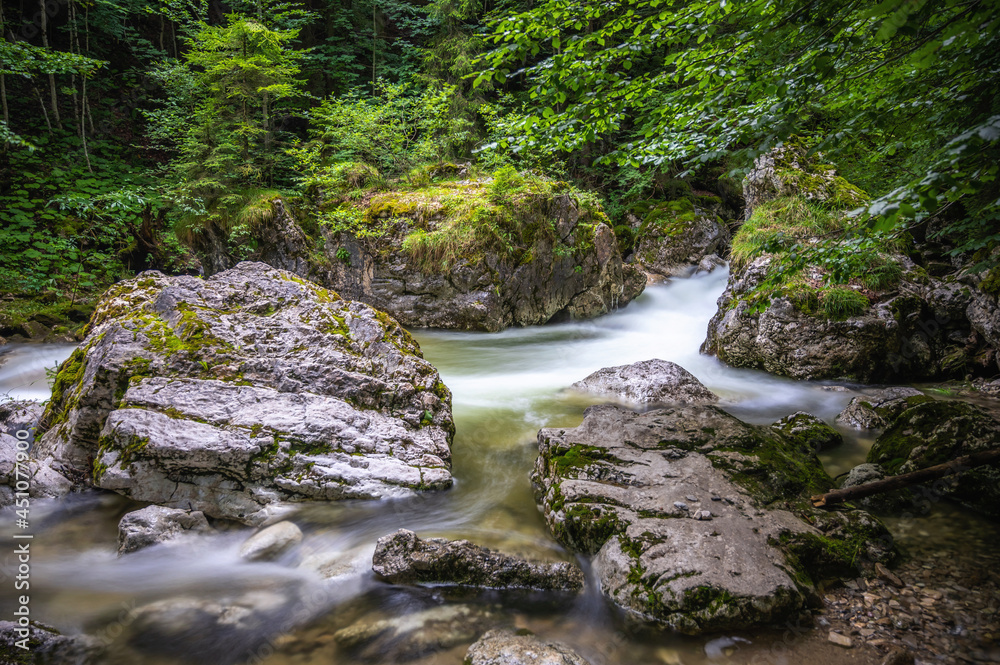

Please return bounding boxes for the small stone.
[710,496,722,501]
[673,501,689,511]
[239,521,303,562]
[876,562,904,588]
[693,510,713,521]
[828,631,853,648]
[685,495,697,502]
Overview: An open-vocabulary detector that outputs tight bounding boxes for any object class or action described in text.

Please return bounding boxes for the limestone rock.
[836,388,929,429]
[701,258,973,382]
[569,359,718,406]
[533,404,893,634]
[0,400,74,506]
[372,529,584,591]
[117,505,213,555]
[867,400,1000,518]
[188,191,645,332]
[771,412,842,452]
[742,143,867,221]
[465,629,591,665]
[35,262,454,525]
[0,620,102,665]
[627,200,730,278]
[239,521,303,562]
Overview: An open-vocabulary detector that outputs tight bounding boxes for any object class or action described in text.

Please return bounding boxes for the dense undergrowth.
[732,196,906,320]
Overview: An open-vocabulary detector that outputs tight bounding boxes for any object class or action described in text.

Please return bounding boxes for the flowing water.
[0,269,969,664]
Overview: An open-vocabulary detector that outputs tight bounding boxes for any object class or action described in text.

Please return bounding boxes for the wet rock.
[627,200,730,278]
[118,505,213,555]
[569,359,718,406]
[0,620,102,665]
[372,529,584,591]
[115,585,319,665]
[0,400,75,506]
[533,404,893,634]
[239,521,303,562]
[867,400,1000,518]
[334,604,500,662]
[836,388,930,429]
[771,412,843,452]
[465,628,591,665]
[838,463,914,514]
[34,262,454,525]
[697,254,727,274]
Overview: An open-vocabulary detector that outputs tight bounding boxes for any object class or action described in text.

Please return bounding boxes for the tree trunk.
[40,0,62,129]
[811,449,1000,508]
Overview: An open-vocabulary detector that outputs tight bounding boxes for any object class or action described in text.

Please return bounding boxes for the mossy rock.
[867,400,1000,518]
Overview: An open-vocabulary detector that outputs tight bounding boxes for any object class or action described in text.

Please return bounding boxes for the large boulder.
[569,359,718,406]
[866,400,1000,519]
[465,629,591,665]
[35,262,454,525]
[701,256,973,382]
[117,505,213,555]
[533,404,893,634]
[372,529,584,591]
[186,182,646,332]
[627,199,730,278]
[742,142,868,221]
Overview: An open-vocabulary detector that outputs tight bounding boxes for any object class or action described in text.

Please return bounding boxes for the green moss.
[711,429,833,504]
[551,444,618,474]
[980,266,1000,298]
[556,504,623,554]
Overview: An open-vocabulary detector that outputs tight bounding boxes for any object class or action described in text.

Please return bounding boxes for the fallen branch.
[811,449,1000,508]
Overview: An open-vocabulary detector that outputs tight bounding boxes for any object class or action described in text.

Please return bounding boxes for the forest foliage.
[0,0,998,314]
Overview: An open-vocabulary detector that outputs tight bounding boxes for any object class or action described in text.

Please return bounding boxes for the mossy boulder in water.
[627,198,730,278]
[35,262,454,525]
[184,176,646,332]
[533,404,893,634]
[867,400,1000,519]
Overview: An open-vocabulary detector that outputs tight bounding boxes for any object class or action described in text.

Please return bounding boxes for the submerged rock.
[867,400,1000,518]
[118,505,213,555]
[0,621,102,665]
[627,199,730,278]
[836,388,930,429]
[35,262,454,525]
[239,521,303,562]
[569,359,718,406]
[465,629,591,665]
[372,529,584,591]
[334,603,500,663]
[533,404,893,634]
